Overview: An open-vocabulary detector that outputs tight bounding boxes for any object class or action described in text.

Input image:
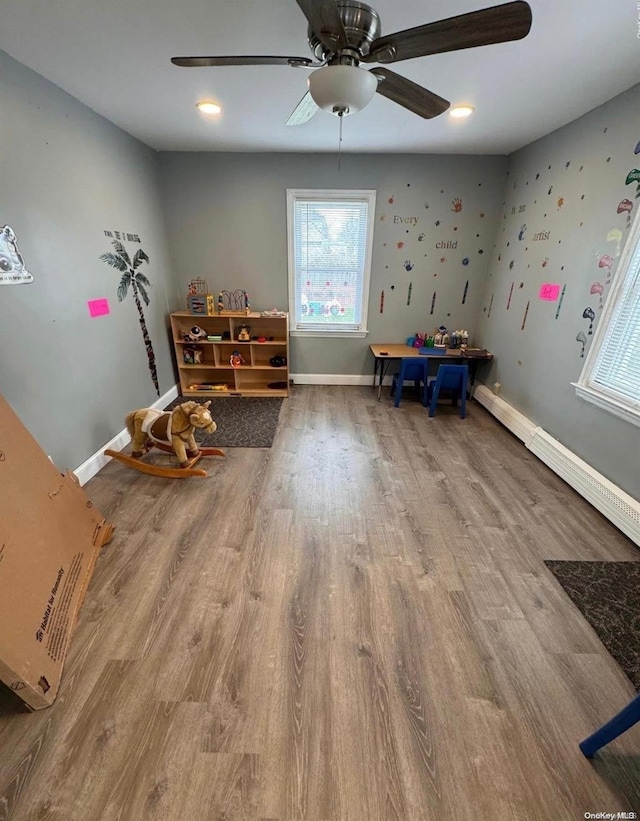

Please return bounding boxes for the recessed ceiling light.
[196,101,221,115]
[450,105,475,119]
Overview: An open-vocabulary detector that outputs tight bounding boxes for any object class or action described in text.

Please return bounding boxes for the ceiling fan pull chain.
[338,110,343,170]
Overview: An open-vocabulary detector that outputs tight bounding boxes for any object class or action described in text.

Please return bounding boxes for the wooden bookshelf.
[169,311,289,397]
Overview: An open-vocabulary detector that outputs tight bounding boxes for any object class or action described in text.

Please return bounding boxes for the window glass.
[287,190,376,336]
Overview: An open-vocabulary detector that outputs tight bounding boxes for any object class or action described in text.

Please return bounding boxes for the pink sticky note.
[88,298,110,317]
[539,283,561,301]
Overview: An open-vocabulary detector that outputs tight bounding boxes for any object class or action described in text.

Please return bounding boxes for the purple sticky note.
[88,298,110,317]
[539,283,561,301]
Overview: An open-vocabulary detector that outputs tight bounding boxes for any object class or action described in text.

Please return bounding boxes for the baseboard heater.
[474,385,640,547]
[474,384,537,445]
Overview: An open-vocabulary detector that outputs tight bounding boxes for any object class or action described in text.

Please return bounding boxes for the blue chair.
[391,358,429,407]
[579,693,640,757]
[427,364,468,418]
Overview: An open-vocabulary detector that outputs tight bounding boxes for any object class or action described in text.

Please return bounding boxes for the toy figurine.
[230,350,244,368]
[183,325,208,343]
[237,324,251,341]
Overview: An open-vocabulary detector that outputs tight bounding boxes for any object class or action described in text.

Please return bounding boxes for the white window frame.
[574,205,640,427]
[286,188,376,338]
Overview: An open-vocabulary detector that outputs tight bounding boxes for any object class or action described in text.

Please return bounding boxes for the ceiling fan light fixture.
[449,105,475,119]
[196,101,222,115]
[308,65,377,116]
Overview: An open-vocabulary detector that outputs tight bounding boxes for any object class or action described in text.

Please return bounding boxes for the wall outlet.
[493,382,502,396]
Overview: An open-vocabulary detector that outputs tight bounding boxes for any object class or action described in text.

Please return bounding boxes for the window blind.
[291,195,372,331]
[590,236,640,406]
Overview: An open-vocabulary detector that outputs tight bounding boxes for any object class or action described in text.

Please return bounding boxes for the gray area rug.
[164,396,283,448]
[545,560,640,691]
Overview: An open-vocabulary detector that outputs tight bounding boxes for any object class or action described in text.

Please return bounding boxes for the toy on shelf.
[237,324,251,341]
[104,400,224,478]
[187,278,215,315]
[188,383,228,392]
[183,346,203,364]
[230,350,244,368]
[218,289,250,316]
[183,325,208,343]
[188,278,207,295]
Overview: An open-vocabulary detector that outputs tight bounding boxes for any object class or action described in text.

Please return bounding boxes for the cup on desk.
[406,337,415,347]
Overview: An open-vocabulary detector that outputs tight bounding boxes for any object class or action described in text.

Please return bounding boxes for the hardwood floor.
[1,385,639,820]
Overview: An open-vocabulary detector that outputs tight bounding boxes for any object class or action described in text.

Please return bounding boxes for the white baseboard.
[475,384,640,548]
[291,373,392,386]
[73,385,179,486]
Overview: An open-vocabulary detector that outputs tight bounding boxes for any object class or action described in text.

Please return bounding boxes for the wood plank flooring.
[1,385,639,820]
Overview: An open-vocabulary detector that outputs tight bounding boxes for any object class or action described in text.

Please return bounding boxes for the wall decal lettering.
[393,215,419,225]
[104,229,141,243]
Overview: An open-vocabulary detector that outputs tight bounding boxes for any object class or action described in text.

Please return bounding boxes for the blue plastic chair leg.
[579,694,640,758]
[394,359,427,407]
[428,383,440,417]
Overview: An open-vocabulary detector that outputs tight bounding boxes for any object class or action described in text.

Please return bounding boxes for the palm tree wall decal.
[100,239,159,396]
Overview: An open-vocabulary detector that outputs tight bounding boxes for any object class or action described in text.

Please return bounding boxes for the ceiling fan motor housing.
[308,0,381,62]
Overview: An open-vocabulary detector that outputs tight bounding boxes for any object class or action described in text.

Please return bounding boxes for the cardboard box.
[0,395,113,709]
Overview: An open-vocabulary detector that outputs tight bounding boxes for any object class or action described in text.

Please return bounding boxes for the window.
[575,205,640,426]
[287,189,376,337]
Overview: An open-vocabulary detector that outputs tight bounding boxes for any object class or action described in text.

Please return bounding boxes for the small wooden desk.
[369,343,493,400]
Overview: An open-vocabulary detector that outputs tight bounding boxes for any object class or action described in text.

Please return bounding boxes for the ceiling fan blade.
[286,91,320,126]
[370,68,449,119]
[171,55,315,67]
[294,0,348,55]
[364,1,532,64]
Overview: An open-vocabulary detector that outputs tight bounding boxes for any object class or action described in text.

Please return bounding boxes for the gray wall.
[0,51,179,470]
[3,42,637,500]
[158,152,506,376]
[476,84,640,498]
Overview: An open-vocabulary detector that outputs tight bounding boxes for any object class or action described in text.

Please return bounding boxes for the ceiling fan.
[171,0,532,125]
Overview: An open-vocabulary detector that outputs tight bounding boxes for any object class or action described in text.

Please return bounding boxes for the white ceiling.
[1,0,638,155]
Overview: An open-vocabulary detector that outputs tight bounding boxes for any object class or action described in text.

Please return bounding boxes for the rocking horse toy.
[104,400,224,478]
